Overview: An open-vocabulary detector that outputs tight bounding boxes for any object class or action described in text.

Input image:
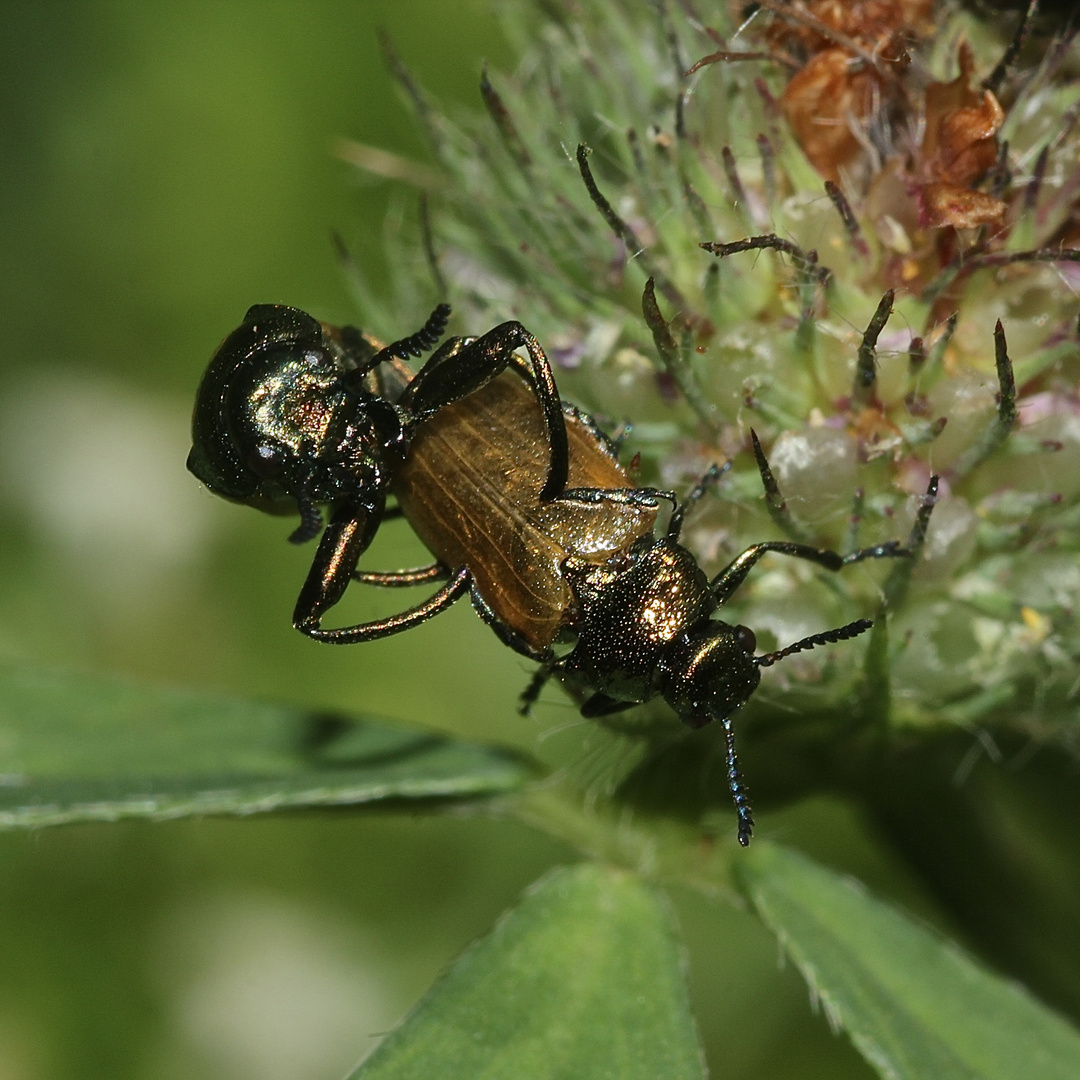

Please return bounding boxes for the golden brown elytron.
[395,374,659,654]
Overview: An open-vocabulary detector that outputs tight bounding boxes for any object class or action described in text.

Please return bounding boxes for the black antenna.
[754,618,873,668]
[721,716,755,848]
[375,303,451,362]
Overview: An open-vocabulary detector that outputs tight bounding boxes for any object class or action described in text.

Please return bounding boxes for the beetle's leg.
[558,461,725,547]
[580,693,637,718]
[293,504,384,634]
[352,564,448,587]
[556,485,675,512]
[668,462,730,539]
[560,401,630,462]
[710,539,907,604]
[470,585,549,660]
[292,505,466,641]
[519,664,556,715]
[405,322,570,501]
[299,567,471,644]
[840,541,908,565]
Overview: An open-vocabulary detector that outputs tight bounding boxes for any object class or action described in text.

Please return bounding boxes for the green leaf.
[0,664,536,827]
[350,863,706,1080]
[739,842,1080,1080]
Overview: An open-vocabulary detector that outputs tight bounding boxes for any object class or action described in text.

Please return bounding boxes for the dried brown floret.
[760,4,1007,237]
[761,0,933,181]
[779,48,880,182]
[763,0,933,59]
[916,182,1007,230]
[918,44,1004,190]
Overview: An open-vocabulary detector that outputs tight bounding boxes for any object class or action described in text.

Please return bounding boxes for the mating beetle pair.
[189,304,913,845]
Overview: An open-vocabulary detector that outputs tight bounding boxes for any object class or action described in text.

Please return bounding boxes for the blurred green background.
[0,2,931,1077]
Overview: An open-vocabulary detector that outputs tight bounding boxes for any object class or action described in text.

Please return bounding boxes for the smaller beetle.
[519,484,907,846]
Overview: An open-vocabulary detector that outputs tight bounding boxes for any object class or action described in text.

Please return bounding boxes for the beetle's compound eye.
[247,442,287,477]
[736,625,757,655]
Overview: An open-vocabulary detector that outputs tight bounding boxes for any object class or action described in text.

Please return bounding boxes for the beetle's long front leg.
[557,463,724,541]
[667,462,729,539]
[553,485,674,513]
[710,541,843,604]
[405,322,570,501]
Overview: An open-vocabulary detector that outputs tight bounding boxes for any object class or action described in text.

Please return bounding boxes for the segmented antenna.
[377,303,452,361]
[721,716,755,847]
[754,618,873,668]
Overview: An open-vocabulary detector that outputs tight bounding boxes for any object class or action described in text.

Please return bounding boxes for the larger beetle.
[188,302,603,638]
